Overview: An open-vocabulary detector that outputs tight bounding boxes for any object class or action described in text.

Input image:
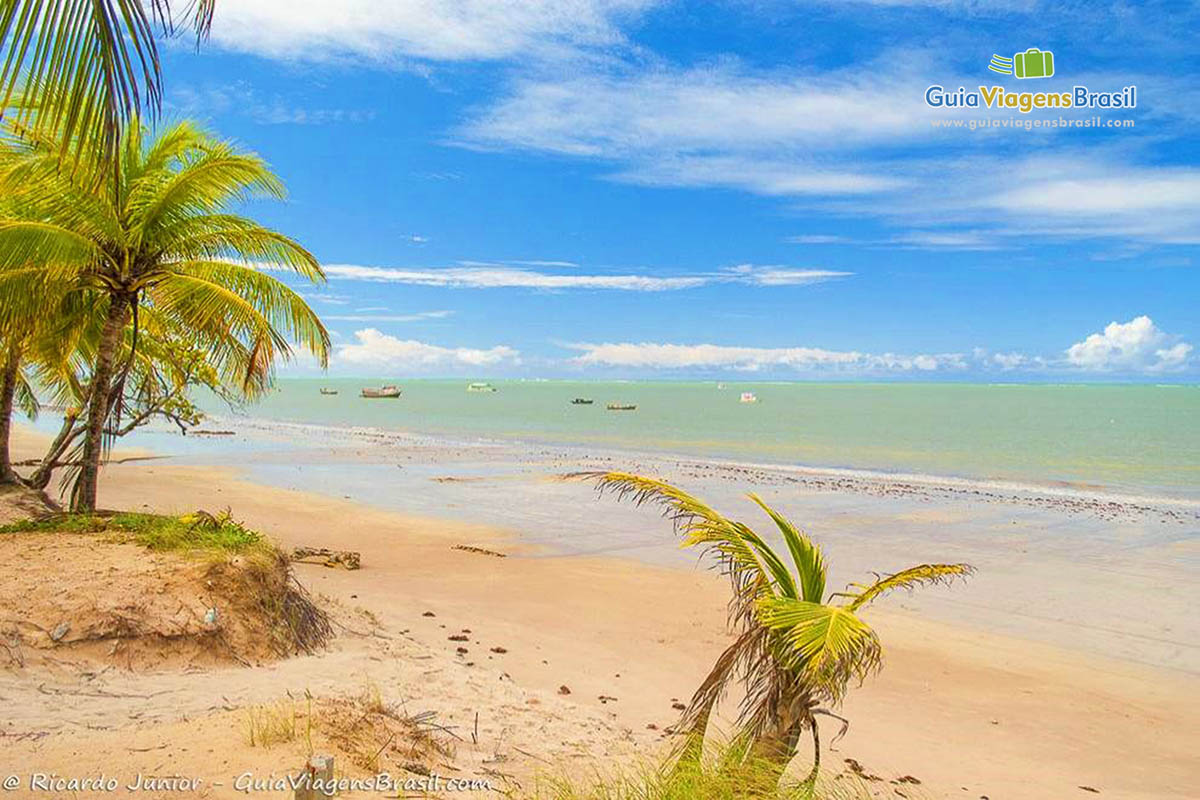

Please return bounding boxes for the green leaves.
[0,1,214,169]
[746,493,826,603]
[0,118,330,397]
[756,597,881,703]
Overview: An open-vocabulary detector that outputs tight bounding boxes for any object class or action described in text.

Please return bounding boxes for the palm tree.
[581,472,973,785]
[0,118,329,510]
[0,1,214,168]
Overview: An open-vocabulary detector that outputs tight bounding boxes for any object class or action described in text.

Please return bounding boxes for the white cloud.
[310,263,848,291]
[991,352,1030,370]
[321,264,706,291]
[336,329,519,369]
[169,82,376,125]
[982,166,1200,244]
[568,342,965,372]
[207,0,653,63]
[889,230,1000,250]
[459,62,933,155]
[458,53,1199,244]
[1065,316,1193,372]
[325,310,454,322]
[723,265,850,285]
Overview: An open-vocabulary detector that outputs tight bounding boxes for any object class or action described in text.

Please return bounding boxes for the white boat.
[739,392,758,404]
[361,385,401,398]
[467,382,497,393]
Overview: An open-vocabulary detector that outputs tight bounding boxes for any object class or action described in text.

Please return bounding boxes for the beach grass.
[0,510,270,557]
[524,756,888,800]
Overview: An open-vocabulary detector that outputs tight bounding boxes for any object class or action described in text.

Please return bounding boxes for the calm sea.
[205,380,1200,501]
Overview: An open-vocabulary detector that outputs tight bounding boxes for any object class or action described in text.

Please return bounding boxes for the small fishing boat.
[606,403,637,411]
[360,385,401,398]
[716,382,727,390]
[467,382,497,393]
[740,392,759,403]
[319,388,339,395]
[571,398,594,405]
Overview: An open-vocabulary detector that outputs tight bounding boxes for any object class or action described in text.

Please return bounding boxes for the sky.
[159,0,1198,380]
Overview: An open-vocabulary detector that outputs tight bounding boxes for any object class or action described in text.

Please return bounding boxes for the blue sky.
[161,0,1197,380]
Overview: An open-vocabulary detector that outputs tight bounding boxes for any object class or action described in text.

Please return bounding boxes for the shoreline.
[132,411,1200,516]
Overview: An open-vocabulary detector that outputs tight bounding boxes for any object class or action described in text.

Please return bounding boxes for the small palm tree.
[0,119,329,510]
[581,472,972,785]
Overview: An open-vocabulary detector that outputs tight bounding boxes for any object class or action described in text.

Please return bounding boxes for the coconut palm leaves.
[0,1,214,167]
[0,118,328,509]
[580,471,973,779]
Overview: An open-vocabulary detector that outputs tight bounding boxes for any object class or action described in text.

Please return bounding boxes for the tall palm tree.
[0,118,329,510]
[581,472,973,785]
[0,1,213,168]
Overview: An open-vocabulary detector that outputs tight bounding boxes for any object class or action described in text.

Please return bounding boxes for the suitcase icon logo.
[988,48,1055,79]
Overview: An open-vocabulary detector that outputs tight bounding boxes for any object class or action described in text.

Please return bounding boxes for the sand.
[2,425,1198,799]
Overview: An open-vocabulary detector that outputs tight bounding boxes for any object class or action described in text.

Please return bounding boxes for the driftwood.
[290,546,361,570]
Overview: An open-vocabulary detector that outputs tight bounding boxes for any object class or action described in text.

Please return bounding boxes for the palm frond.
[574,472,791,618]
[746,493,826,603]
[843,563,974,612]
[0,0,214,167]
[756,598,882,703]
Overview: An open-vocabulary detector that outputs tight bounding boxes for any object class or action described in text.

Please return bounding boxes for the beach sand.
[2,425,1198,799]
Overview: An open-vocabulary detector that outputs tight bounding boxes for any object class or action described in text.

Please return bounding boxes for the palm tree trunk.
[0,344,20,484]
[71,295,130,512]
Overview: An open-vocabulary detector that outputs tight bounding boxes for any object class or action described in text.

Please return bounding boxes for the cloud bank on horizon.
[313,315,1192,377]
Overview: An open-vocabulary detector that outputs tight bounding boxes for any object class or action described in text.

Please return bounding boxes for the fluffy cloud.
[1065,316,1193,372]
[206,0,652,63]
[569,342,965,372]
[337,329,519,369]
[315,263,847,291]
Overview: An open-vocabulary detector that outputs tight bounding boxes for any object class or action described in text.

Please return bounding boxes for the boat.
[360,385,401,398]
[716,382,727,390]
[740,392,759,403]
[606,403,637,411]
[467,382,497,393]
[571,398,594,405]
[319,388,339,395]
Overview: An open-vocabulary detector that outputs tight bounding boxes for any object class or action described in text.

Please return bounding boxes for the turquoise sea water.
[205,380,1200,500]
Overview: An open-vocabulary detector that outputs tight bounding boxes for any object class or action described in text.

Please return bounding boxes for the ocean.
[197,379,1200,501]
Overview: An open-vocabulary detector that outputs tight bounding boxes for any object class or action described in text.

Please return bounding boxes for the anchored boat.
[740,392,759,403]
[467,382,497,393]
[571,398,594,405]
[360,385,401,398]
[606,403,637,411]
[319,388,339,395]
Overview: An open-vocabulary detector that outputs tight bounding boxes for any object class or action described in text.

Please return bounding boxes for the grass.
[523,752,894,800]
[0,508,270,557]
[245,697,301,748]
